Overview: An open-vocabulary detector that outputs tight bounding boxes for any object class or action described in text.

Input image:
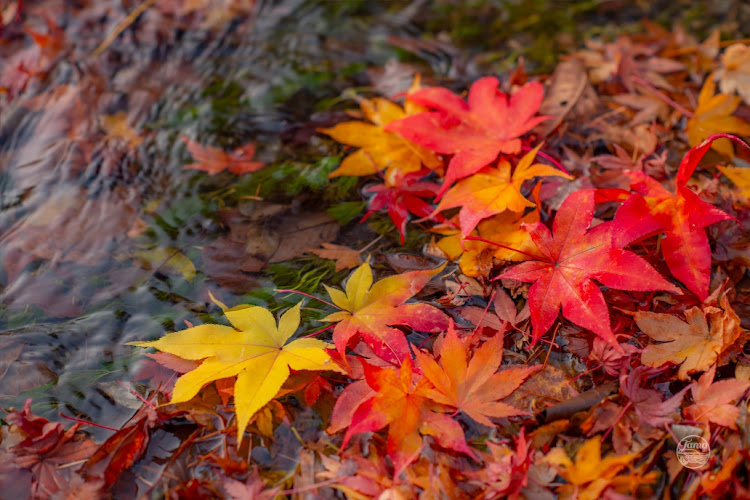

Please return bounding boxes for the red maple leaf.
[612,134,749,300]
[498,189,680,350]
[4,399,98,499]
[181,135,265,175]
[385,77,550,197]
[361,170,442,244]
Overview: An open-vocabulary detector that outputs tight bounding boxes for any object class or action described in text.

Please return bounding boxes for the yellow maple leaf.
[319,78,441,183]
[686,75,750,156]
[718,165,750,197]
[636,295,741,380]
[544,437,637,500]
[128,301,343,443]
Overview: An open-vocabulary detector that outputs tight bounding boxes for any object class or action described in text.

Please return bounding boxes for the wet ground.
[0,0,748,437]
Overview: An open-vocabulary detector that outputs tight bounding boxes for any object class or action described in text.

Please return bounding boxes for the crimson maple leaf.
[385,77,550,197]
[361,170,442,244]
[4,399,97,499]
[612,134,748,300]
[181,135,265,175]
[498,189,680,350]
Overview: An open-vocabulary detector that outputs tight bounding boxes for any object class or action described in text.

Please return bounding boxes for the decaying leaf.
[308,243,363,271]
[636,295,742,380]
[683,365,750,429]
[181,135,265,175]
[717,43,750,104]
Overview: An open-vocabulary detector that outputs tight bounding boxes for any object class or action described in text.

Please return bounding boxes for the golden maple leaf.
[128,300,343,443]
[436,145,571,236]
[544,437,638,500]
[686,75,750,156]
[319,77,441,184]
[718,164,750,197]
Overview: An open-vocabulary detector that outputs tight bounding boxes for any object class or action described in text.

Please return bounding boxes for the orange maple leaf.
[415,325,541,427]
[341,357,477,477]
[181,135,265,175]
[435,144,571,236]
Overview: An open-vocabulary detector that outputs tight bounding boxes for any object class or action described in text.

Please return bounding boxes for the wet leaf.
[181,135,265,175]
[683,365,750,429]
[308,243,363,271]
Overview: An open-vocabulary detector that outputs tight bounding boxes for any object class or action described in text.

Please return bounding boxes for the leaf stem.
[471,290,497,336]
[59,413,119,432]
[302,324,335,338]
[602,401,632,442]
[521,146,570,175]
[464,235,546,261]
[632,76,694,118]
[275,289,340,310]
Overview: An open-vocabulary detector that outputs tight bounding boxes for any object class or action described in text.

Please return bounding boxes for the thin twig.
[92,0,155,57]
[632,76,694,118]
[464,235,545,261]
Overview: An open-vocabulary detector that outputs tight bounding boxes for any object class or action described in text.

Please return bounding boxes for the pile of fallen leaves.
[4,3,750,500]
